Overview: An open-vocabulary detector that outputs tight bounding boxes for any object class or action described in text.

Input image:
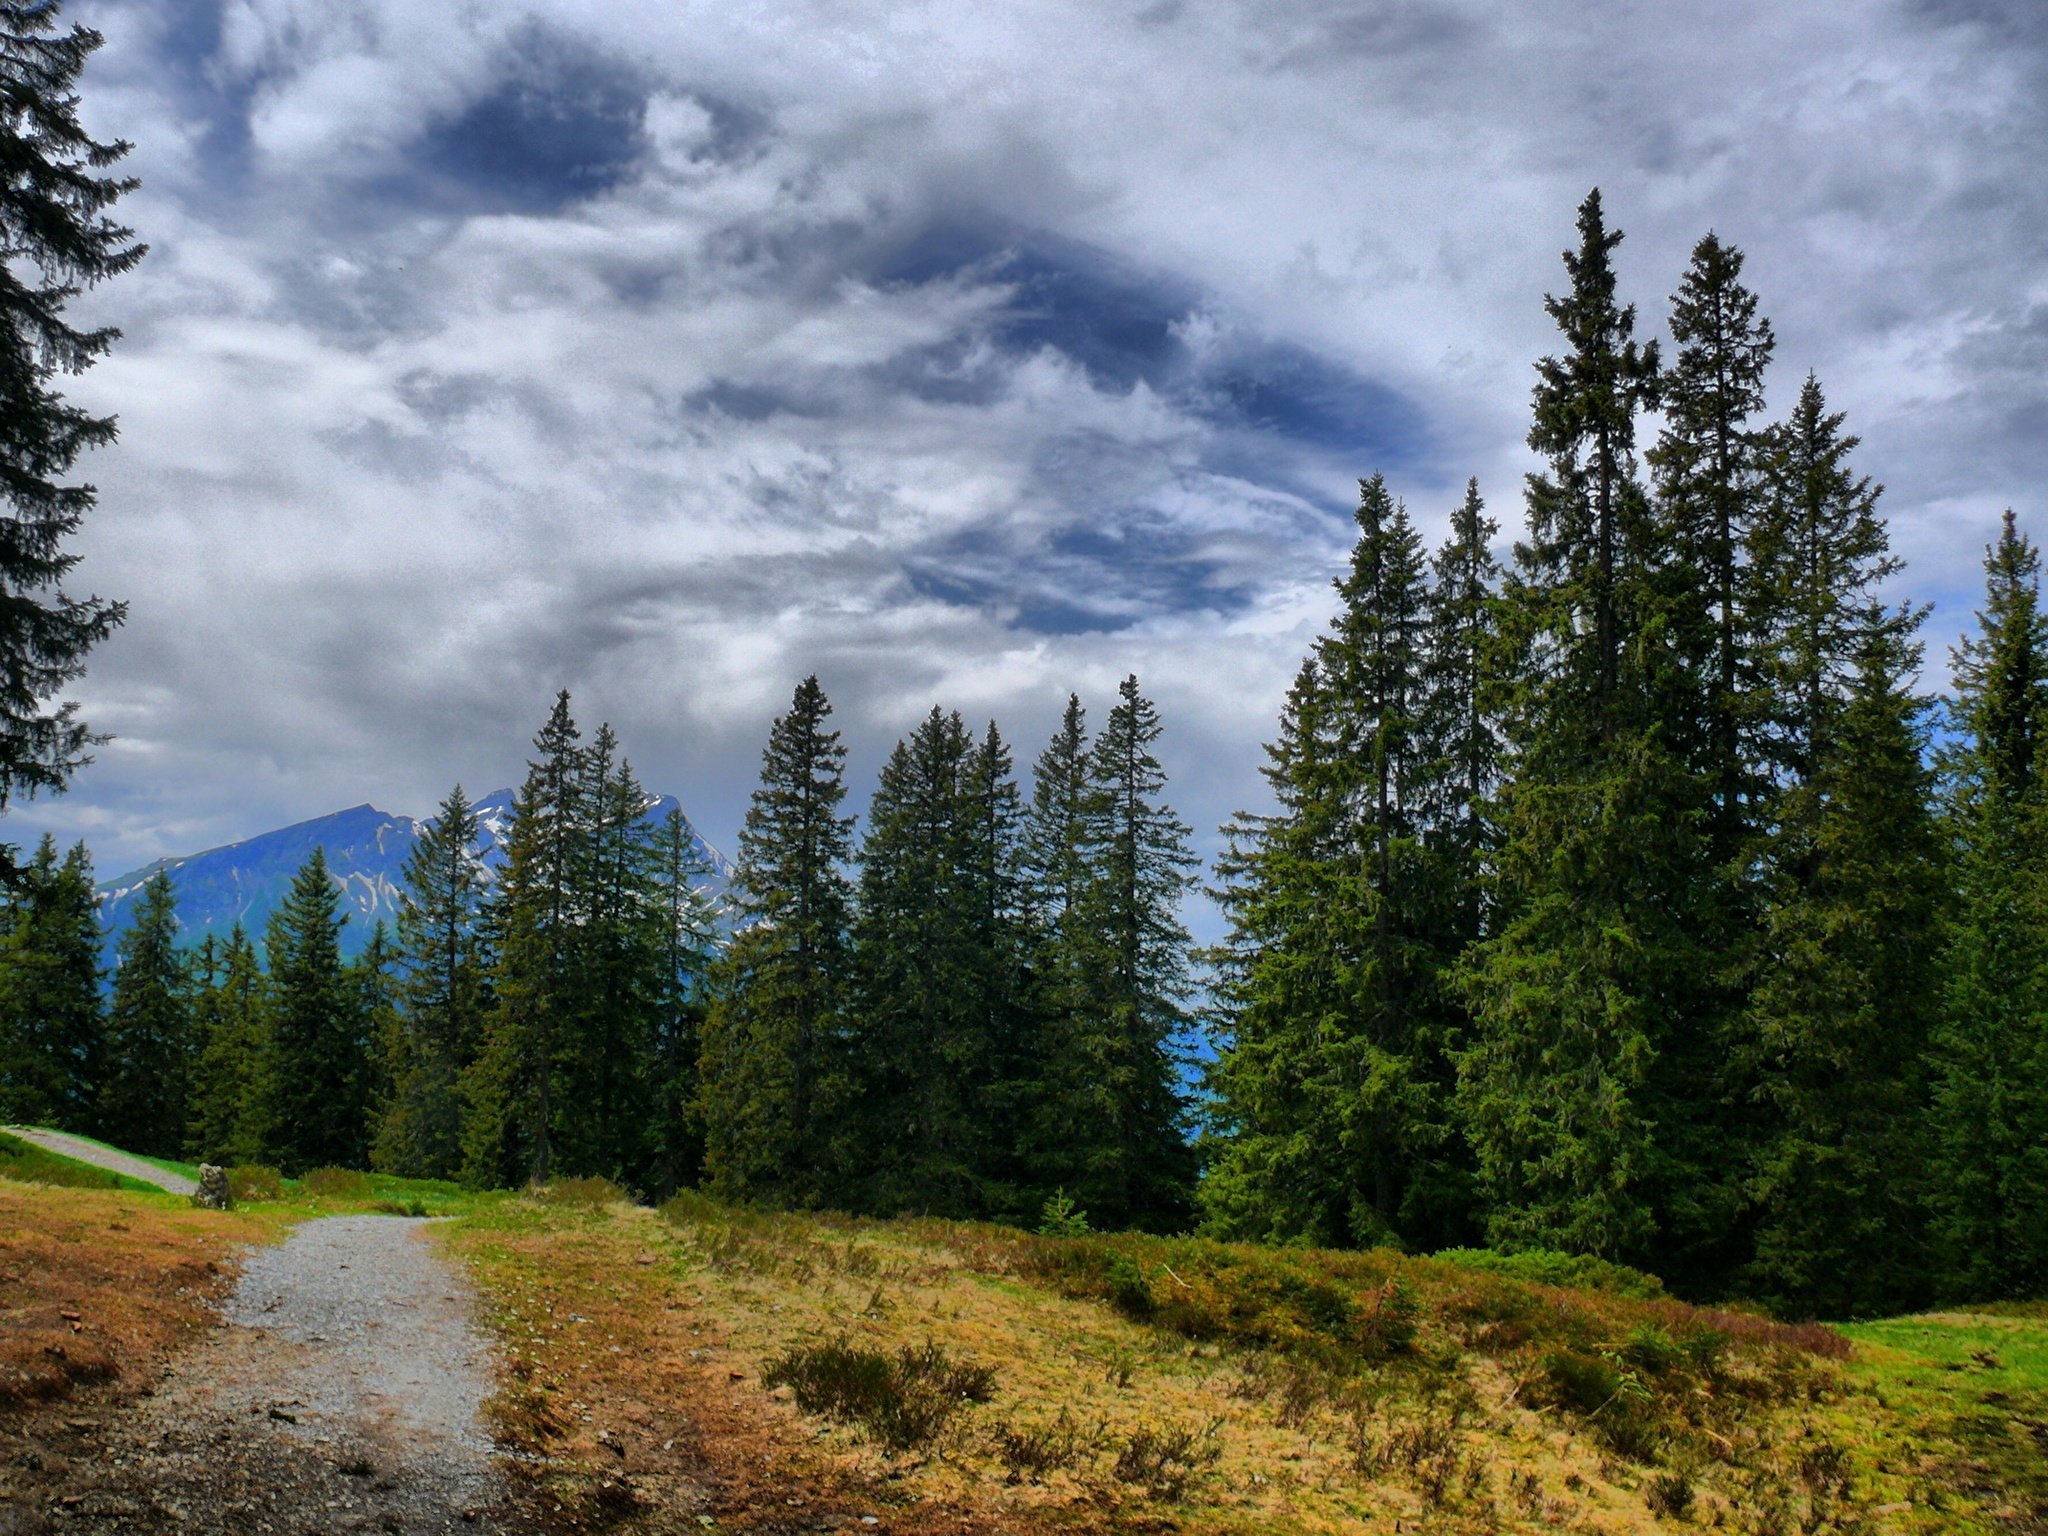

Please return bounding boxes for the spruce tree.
[265,848,366,1173]
[1202,657,1355,1242]
[958,721,1041,1219]
[699,676,854,1205]
[647,805,718,1197]
[845,707,992,1215]
[557,727,660,1181]
[377,784,486,1179]
[1068,674,1198,1230]
[0,835,99,1126]
[1456,189,1711,1263]
[1931,511,2048,1297]
[1745,617,1941,1314]
[0,3,141,839]
[99,870,190,1156]
[465,692,582,1186]
[185,924,269,1166]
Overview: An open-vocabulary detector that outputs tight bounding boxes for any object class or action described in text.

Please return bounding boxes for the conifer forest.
[4,187,2044,1322]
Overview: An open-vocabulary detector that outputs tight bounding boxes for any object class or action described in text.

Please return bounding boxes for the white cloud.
[19,0,2044,936]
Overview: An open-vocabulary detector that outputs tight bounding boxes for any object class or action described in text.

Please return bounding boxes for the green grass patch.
[0,1130,163,1193]
[42,1130,202,1185]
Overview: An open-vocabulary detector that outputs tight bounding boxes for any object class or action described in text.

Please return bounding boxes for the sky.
[12,0,2047,926]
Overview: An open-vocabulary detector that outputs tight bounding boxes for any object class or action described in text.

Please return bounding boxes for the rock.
[192,1165,232,1211]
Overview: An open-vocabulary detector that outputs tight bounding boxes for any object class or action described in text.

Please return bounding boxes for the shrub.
[764,1338,996,1452]
[1644,1467,1694,1518]
[1355,1277,1419,1359]
[1111,1419,1221,1502]
[1107,1255,1155,1319]
[225,1165,284,1202]
[373,1197,430,1217]
[1431,1247,1667,1299]
[534,1175,628,1207]
[300,1166,372,1199]
[991,1409,1087,1481]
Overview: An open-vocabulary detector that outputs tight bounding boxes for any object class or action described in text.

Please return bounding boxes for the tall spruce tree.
[557,728,660,1181]
[98,870,190,1156]
[185,924,269,1166]
[647,806,718,1198]
[377,785,486,1179]
[1455,189,1713,1263]
[0,3,140,843]
[699,676,854,1205]
[1930,511,2048,1297]
[846,707,993,1215]
[1743,617,1941,1314]
[465,692,583,1186]
[1202,657,1354,1242]
[265,848,367,1173]
[1067,674,1198,1230]
[1204,479,1462,1247]
[0,835,99,1126]
[958,721,1040,1219]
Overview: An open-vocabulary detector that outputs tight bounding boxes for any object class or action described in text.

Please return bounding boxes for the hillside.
[2,1142,2041,1534]
[94,788,730,961]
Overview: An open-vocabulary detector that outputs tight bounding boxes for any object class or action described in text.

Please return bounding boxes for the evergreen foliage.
[377,784,486,1180]
[647,805,718,1197]
[0,2,140,835]
[184,924,268,1166]
[0,835,98,1126]
[265,848,368,1174]
[699,676,854,1206]
[98,870,189,1156]
[1931,512,2048,1297]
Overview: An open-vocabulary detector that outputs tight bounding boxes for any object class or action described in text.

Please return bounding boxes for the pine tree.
[185,924,269,1166]
[1068,674,1198,1230]
[0,3,141,841]
[1744,616,1941,1314]
[1930,511,2048,1296]
[958,721,1041,1220]
[0,835,99,1126]
[265,848,366,1173]
[1456,189,1711,1263]
[560,730,661,1182]
[99,870,190,1156]
[699,676,854,1205]
[845,707,992,1215]
[465,692,582,1186]
[350,920,399,1166]
[1202,657,1355,1243]
[647,805,718,1197]
[377,785,487,1180]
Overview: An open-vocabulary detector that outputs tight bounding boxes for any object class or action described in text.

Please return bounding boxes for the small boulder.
[193,1164,232,1211]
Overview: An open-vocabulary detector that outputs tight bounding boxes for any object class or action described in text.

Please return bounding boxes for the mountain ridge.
[96,788,730,961]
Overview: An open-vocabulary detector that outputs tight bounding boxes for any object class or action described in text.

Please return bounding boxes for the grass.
[0,1130,163,1193]
[28,1129,205,1185]
[427,1190,2048,1535]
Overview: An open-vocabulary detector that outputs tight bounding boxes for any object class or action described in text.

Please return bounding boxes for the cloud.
[17,0,2044,937]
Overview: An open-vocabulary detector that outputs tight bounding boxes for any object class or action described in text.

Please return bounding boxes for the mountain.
[95,788,731,962]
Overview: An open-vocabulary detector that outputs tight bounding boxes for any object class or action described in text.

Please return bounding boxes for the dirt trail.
[18,1215,526,1535]
[0,1127,197,1196]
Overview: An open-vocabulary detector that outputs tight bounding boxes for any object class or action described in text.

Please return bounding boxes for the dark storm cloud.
[13,0,2044,928]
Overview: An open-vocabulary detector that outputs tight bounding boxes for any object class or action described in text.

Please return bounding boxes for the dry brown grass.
[437,1194,2045,1536]
[0,1179,278,1413]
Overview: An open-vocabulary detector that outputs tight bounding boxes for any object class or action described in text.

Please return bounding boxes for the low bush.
[300,1166,371,1199]
[1431,1247,1668,1299]
[764,1338,997,1451]
[225,1164,284,1202]
[991,1408,1088,1481]
[534,1175,628,1207]
[1111,1419,1221,1502]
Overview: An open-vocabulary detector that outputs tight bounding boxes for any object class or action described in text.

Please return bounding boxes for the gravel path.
[0,1126,197,1196]
[23,1215,527,1534]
